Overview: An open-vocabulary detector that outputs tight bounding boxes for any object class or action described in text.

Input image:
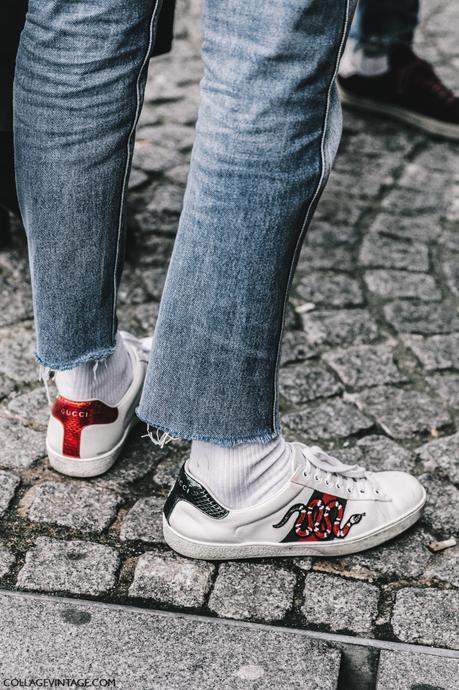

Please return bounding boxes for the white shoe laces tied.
[299,444,368,495]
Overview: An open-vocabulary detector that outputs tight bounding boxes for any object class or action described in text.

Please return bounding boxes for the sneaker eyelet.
[325,480,330,486]
[336,484,341,489]
[347,488,352,493]
[303,472,309,478]
[375,489,380,495]
[314,475,320,481]
[359,490,365,494]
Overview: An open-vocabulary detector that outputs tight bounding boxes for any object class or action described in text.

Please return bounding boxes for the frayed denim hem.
[135,409,281,448]
[34,344,116,372]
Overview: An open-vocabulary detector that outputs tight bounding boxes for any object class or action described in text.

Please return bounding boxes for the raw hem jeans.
[15,0,356,446]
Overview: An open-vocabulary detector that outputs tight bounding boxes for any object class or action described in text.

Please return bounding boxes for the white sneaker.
[163,443,426,560]
[46,332,151,478]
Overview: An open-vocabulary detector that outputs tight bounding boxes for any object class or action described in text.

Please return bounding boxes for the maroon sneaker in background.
[338,45,459,141]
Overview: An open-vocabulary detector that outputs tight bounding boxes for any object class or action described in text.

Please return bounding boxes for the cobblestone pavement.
[0,0,458,666]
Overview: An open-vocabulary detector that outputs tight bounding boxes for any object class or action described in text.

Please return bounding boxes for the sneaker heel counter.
[50,396,118,458]
[164,464,229,525]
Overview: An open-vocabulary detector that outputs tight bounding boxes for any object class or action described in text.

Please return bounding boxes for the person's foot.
[338,45,459,141]
[163,443,426,560]
[46,331,151,478]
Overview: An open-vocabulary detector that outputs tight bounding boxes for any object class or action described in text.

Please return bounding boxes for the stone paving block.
[419,474,459,537]
[0,373,15,401]
[132,140,184,175]
[284,398,373,440]
[297,245,356,273]
[0,470,20,517]
[307,220,360,247]
[0,417,45,470]
[424,543,459,588]
[17,537,120,596]
[402,333,459,370]
[443,255,459,297]
[0,278,33,328]
[280,329,318,366]
[93,432,160,493]
[0,542,15,579]
[301,309,379,348]
[279,363,343,404]
[417,432,459,484]
[359,234,429,272]
[0,591,342,690]
[296,272,363,308]
[350,386,451,438]
[376,649,459,690]
[427,373,459,407]
[120,496,164,543]
[392,587,459,648]
[369,211,441,243]
[382,187,438,214]
[129,550,215,607]
[355,435,415,472]
[364,270,441,301]
[6,386,51,428]
[384,301,459,335]
[0,322,38,383]
[209,563,296,622]
[323,344,406,389]
[28,481,122,533]
[302,572,379,635]
[316,528,432,581]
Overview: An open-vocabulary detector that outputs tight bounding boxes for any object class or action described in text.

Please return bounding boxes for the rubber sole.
[339,86,459,141]
[163,490,426,560]
[47,417,138,478]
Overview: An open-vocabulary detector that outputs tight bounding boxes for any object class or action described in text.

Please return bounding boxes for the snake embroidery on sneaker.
[273,491,365,542]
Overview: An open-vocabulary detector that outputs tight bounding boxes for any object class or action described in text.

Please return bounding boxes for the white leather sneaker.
[46,332,151,478]
[163,443,426,560]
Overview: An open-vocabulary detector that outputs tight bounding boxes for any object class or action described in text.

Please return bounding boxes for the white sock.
[339,38,389,78]
[54,333,133,406]
[188,436,294,509]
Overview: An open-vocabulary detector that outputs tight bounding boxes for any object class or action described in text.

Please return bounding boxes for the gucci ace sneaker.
[163,443,426,560]
[46,332,151,478]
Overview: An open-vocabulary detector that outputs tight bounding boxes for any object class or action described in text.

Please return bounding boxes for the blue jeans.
[15,0,355,446]
[350,0,419,52]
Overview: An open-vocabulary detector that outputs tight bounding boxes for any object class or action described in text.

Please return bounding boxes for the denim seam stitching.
[271,0,352,434]
[111,0,163,340]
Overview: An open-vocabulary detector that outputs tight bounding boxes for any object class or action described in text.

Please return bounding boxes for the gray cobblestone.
[417,432,459,483]
[419,474,459,537]
[0,374,15,401]
[424,543,459,588]
[316,528,432,581]
[323,344,405,389]
[296,272,363,308]
[129,551,215,607]
[0,542,15,579]
[0,323,38,383]
[120,496,164,543]
[0,471,20,516]
[301,309,379,348]
[17,537,120,595]
[280,330,317,366]
[302,573,379,635]
[28,481,122,533]
[209,563,296,622]
[402,333,459,370]
[297,245,356,273]
[376,649,459,690]
[443,255,459,296]
[427,373,459,407]
[350,386,451,438]
[364,270,441,301]
[355,435,415,472]
[279,363,342,404]
[358,234,429,272]
[392,587,459,648]
[384,300,459,335]
[369,212,441,244]
[6,386,51,429]
[284,398,373,440]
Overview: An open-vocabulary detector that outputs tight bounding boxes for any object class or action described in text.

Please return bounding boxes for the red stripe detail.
[51,396,118,457]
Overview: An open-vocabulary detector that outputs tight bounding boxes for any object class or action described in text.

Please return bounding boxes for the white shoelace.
[298,444,371,495]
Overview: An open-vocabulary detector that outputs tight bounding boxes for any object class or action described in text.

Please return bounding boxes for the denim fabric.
[14,0,162,368]
[15,0,356,445]
[137,0,356,444]
[350,0,419,52]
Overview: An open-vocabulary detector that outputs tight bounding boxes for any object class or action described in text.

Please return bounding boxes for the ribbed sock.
[188,436,294,509]
[339,38,389,78]
[54,333,133,406]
